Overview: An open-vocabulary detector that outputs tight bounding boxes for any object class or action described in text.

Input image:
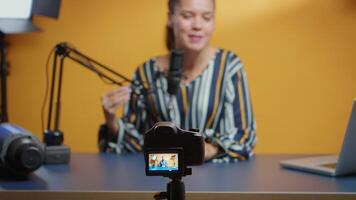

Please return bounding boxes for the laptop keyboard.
[320,163,337,169]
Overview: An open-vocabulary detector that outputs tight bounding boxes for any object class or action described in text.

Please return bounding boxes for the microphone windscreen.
[167,50,184,95]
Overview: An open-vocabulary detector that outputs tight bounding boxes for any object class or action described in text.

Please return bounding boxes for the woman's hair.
[166,0,179,50]
[165,0,215,50]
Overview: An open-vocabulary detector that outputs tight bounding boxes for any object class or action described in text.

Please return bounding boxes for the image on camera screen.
[148,153,179,172]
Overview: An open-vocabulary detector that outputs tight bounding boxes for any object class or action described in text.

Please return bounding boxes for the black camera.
[144,122,204,177]
[144,122,205,200]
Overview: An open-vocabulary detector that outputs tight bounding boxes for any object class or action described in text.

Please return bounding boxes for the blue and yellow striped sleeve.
[209,54,257,162]
[113,65,150,153]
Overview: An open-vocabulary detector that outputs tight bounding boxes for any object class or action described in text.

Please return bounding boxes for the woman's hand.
[101,86,132,134]
[204,141,219,161]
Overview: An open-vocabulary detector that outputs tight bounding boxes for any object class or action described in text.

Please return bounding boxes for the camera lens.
[6,137,44,174]
[19,146,42,171]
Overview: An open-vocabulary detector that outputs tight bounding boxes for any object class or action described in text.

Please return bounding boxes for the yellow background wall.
[6,0,356,154]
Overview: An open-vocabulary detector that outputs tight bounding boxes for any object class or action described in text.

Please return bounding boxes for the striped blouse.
[108,49,257,162]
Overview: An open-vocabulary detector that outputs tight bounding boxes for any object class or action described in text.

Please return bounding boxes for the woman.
[100,0,256,162]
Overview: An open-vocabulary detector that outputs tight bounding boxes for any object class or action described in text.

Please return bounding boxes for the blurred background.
[5,0,356,154]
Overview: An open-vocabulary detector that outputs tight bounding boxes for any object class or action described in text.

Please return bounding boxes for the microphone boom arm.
[45,42,135,145]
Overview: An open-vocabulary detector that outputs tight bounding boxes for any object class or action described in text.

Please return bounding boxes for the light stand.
[44,42,135,164]
[0,32,8,122]
[0,0,61,123]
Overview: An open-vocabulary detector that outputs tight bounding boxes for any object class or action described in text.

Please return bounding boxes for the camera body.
[144,122,204,177]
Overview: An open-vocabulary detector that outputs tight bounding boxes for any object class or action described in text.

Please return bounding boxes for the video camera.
[144,121,204,178]
[0,123,70,178]
[0,123,45,177]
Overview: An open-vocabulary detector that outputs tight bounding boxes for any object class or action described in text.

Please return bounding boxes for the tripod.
[154,168,192,200]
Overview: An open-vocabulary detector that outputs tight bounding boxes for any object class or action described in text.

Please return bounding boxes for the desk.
[0,153,355,200]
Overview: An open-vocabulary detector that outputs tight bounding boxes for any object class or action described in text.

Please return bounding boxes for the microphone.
[167,49,184,95]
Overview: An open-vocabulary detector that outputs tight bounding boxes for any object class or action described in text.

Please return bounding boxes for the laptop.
[280,98,356,177]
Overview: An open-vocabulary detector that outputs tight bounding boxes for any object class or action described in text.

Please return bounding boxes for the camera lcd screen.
[145,148,184,176]
[148,153,179,172]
